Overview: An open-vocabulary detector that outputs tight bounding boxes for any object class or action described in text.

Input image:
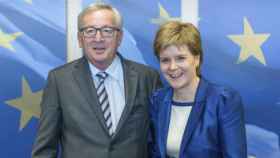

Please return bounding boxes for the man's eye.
[102,28,114,33]
[85,29,95,34]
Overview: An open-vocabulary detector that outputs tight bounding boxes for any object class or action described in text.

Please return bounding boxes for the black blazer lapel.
[114,58,138,137]
[72,57,109,135]
[179,78,208,154]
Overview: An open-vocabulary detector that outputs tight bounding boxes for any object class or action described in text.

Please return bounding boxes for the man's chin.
[93,49,106,55]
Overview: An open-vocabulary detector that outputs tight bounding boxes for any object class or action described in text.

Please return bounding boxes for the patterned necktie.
[96,72,113,136]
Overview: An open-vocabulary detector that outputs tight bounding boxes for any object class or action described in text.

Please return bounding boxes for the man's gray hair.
[78,3,123,30]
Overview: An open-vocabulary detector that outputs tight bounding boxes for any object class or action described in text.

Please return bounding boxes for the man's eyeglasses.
[79,26,120,38]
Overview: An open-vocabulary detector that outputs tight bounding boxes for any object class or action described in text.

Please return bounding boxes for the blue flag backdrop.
[0,0,65,157]
[200,0,280,157]
[0,0,279,157]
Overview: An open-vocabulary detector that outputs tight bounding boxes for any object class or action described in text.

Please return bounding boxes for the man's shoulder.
[49,57,84,75]
[123,59,158,74]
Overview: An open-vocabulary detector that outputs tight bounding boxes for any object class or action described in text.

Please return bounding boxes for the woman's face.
[159,45,200,92]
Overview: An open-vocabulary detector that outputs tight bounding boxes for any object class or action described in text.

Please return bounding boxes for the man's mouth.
[93,47,106,52]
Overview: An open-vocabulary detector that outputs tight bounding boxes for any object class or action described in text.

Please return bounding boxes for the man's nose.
[94,30,103,41]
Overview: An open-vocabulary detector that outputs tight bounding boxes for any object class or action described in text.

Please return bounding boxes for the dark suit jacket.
[149,78,247,158]
[32,56,162,158]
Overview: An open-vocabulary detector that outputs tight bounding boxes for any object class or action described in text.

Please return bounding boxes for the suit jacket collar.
[88,55,123,82]
[159,78,209,157]
[72,57,110,135]
[113,54,139,138]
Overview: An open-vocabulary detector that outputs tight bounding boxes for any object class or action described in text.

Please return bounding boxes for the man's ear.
[78,32,83,48]
[117,30,123,46]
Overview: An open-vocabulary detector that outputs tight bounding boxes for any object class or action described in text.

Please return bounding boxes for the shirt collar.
[88,55,123,81]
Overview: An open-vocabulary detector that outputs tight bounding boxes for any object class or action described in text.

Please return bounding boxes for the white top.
[88,56,125,133]
[166,101,193,158]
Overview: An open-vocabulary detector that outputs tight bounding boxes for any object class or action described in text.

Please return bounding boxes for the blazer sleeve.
[218,89,247,158]
[32,70,62,158]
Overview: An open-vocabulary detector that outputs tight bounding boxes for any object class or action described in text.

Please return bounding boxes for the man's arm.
[151,69,162,92]
[32,71,62,158]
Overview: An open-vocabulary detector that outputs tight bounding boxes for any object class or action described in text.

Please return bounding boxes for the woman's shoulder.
[203,79,242,110]
[204,79,240,99]
[149,87,172,111]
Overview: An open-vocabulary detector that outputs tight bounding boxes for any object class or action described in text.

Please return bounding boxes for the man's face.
[78,9,122,70]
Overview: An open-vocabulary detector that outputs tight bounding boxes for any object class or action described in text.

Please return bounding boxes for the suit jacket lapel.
[159,88,173,157]
[113,58,138,137]
[72,57,109,134]
[179,78,208,156]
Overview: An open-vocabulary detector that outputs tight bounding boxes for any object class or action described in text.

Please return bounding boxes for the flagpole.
[181,0,199,27]
[66,0,82,62]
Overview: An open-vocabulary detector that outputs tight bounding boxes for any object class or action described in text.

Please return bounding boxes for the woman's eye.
[160,58,169,63]
[177,56,186,61]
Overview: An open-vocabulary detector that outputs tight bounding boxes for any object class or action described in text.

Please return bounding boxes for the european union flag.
[0,1,65,157]
[200,0,280,157]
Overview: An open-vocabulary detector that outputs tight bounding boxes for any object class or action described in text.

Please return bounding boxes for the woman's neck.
[173,77,200,102]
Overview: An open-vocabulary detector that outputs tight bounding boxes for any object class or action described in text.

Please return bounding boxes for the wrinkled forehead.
[80,8,121,29]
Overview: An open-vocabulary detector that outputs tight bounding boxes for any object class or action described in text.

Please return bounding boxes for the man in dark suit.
[32,3,161,158]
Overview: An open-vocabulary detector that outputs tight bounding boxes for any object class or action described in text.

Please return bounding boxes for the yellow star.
[0,29,23,52]
[228,17,270,65]
[5,76,42,131]
[151,2,181,25]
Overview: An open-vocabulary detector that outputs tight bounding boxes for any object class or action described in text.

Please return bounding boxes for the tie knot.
[96,72,108,81]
